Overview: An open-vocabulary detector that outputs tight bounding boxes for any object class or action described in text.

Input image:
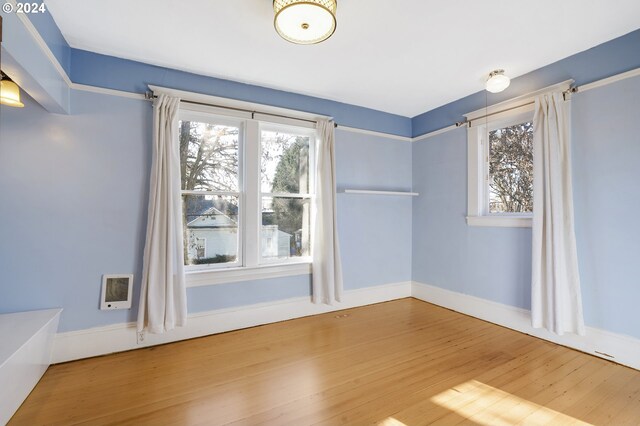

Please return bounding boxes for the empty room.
[1,1,640,424]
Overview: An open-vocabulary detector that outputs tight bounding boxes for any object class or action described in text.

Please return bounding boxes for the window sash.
[179,110,244,270]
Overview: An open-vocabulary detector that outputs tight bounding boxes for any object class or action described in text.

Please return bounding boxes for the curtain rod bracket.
[144,91,154,101]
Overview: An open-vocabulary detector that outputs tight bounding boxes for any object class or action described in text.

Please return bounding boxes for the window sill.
[466,215,532,228]
[186,261,312,288]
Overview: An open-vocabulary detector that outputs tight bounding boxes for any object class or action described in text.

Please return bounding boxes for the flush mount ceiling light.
[485,69,511,93]
[0,73,25,108]
[273,0,337,45]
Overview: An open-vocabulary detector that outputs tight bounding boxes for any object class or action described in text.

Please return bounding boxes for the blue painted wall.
[412,29,640,137]
[411,128,533,310]
[335,130,413,290]
[0,90,150,330]
[70,49,412,138]
[0,89,411,332]
[572,75,640,338]
[412,74,640,339]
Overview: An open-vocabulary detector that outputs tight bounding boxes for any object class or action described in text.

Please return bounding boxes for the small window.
[467,106,534,228]
[195,238,206,259]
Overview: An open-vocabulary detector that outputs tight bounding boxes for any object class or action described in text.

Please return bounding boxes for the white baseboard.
[53,282,411,364]
[412,281,640,371]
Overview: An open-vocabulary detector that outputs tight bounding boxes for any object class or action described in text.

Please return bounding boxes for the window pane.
[183,194,239,265]
[488,121,533,213]
[261,196,311,261]
[261,130,310,194]
[179,120,239,191]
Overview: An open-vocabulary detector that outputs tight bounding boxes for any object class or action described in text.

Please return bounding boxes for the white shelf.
[342,189,419,197]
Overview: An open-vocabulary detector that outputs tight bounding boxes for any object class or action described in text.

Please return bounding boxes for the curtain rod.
[454,86,579,128]
[144,92,338,128]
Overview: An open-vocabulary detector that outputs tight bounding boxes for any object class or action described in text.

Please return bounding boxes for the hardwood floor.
[10,298,640,425]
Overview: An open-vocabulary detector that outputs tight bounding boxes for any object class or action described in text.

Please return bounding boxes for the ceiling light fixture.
[0,72,25,108]
[485,69,511,93]
[273,0,337,45]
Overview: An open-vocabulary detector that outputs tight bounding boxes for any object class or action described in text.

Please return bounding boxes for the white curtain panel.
[312,119,344,304]
[137,94,188,334]
[531,92,585,336]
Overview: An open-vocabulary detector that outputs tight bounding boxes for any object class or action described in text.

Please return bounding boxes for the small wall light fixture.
[0,72,24,108]
[273,0,337,45]
[485,69,511,93]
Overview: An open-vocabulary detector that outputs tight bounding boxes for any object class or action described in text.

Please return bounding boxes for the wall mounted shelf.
[341,189,419,197]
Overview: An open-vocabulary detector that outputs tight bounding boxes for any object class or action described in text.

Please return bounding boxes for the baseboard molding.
[53,281,411,364]
[412,281,640,371]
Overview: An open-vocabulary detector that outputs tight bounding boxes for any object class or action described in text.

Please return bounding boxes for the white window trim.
[186,260,312,287]
[466,80,573,228]
[171,93,319,286]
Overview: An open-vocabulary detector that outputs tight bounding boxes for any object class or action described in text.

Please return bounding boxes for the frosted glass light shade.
[274,0,337,45]
[0,79,25,108]
[486,70,511,93]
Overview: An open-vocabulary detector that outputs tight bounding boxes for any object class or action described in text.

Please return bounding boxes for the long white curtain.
[137,94,188,334]
[531,92,585,336]
[312,119,344,304]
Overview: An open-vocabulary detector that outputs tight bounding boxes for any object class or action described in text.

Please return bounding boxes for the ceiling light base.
[485,69,511,93]
[273,0,337,45]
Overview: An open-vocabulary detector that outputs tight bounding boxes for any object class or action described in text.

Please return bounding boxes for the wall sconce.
[1,72,25,108]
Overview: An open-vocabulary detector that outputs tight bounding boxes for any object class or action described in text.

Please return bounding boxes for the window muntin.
[487,121,533,214]
[260,128,314,263]
[179,114,242,268]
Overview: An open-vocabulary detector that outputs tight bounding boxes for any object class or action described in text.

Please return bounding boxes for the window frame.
[177,102,317,283]
[466,105,534,228]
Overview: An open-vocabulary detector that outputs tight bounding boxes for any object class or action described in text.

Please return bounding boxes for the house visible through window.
[179,108,315,270]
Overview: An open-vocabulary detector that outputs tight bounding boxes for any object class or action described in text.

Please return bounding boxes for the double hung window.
[179,106,315,274]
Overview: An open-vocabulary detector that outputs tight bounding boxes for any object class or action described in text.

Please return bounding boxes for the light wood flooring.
[10,298,640,425]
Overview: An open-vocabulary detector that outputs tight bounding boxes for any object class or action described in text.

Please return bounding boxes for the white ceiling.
[45,0,640,117]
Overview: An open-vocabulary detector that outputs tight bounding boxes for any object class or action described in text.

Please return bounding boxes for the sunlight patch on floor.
[430,380,592,425]
[377,417,408,426]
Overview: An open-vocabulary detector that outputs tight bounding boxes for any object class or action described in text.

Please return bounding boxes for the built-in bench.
[0,309,61,425]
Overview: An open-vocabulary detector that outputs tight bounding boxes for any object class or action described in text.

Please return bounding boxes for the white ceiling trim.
[11,0,71,86]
